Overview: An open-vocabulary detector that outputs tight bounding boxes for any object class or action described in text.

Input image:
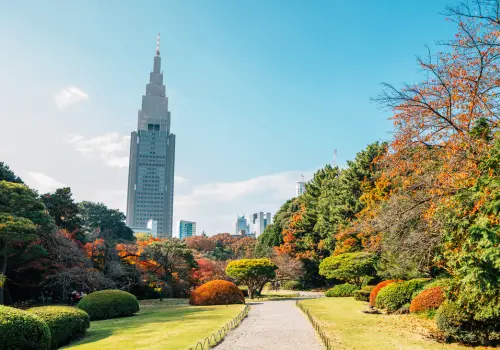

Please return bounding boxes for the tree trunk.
[0,239,7,305]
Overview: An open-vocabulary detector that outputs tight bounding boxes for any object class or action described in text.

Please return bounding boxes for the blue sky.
[0,0,456,234]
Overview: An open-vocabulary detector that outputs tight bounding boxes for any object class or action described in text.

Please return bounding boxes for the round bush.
[436,302,499,345]
[325,283,358,297]
[375,279,428,313]
[0,305,51,350]
[369,280,400,306]
[28,306,90,349]
[282,280,301,290]
[190,280,245,305]
[353,289,371,301]
[409,287,444,313]
[78,289,140,320]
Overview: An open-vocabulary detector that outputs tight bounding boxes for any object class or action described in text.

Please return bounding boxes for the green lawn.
[64,299,245,350]
[299,297,493,350]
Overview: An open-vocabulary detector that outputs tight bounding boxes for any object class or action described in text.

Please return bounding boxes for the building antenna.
[333,149,337,168]
[156,32,160,56]
[301,174,304,182]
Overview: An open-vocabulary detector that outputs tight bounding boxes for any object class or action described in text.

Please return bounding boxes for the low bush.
[353,289,371,301]
[77,289,140,320]
[0,305,51,350]
[375,279,428,313]
[190,280,245,305]
[436,302,500,345]
[325,283,358,297]
[369,280,400,306]
[28,306,90,349]
[409,287,445,314]
[282,280,302,290]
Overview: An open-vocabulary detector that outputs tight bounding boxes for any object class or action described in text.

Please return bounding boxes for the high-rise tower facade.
[126,34,175,238]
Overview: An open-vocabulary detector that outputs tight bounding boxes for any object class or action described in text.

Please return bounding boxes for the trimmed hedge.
[369,280,400,306]
[28,306,90,349]
[282,280,302,290]
[325,283,358,297]
[78,290,140,320]
[375,279,428,313]
[0,305,51,350]
[436,302,500,345]
[409,287,445,313]
[190,280,245,305]
[353,290,370,301]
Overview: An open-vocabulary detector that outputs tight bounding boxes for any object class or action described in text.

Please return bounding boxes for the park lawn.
[64,299,245,350]
[299,297,494,350]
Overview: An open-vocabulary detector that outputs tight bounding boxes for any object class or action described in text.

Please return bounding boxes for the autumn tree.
[226,258,278,298]
[184,235,216,253]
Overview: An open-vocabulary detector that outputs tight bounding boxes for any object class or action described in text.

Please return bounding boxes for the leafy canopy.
[319,252,377,287]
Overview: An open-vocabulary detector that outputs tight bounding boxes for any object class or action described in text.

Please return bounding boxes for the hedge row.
[0,305,51,350]
[375,279,429,313]
[325,283,358,297]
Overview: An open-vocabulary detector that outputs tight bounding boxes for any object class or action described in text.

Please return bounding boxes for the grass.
[299,297,494,350]
[64,299,245,350]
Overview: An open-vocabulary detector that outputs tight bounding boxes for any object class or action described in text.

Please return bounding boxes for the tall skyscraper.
[249,212,272,238]
[126,34,175,238]
[235,215,250,235]
[296,175,306,197]
[177,220,196,240]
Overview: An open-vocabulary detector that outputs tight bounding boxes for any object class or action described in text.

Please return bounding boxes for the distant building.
[234,215,250,235]
[147,219,158,238]
[130,226,154,236]
[249,212,272,238]
[296,175,306,197]
[177,220,196,240]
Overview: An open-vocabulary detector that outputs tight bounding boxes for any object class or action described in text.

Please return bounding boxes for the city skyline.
[0,0,456,234]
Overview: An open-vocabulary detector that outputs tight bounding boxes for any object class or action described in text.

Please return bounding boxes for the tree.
[225,258,277,298]
[184,235,216,253]
[79,201,134,242]
[318,252,377,287]
[0,162,23,183]
[271,254,304,285]
[42,187,82,236]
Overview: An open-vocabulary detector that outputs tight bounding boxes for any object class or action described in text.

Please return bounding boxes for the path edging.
[296,300,333,350]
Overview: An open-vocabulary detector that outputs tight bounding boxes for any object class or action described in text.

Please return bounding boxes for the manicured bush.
[375,279,428,313]
[369,280,400,306]
[226,259,277,299]
[319,252,377,287]
[353,289,371,301]
[77,289,140,320]
[190,280,245,305]
[28,306,90,349]
[409,287,445,314]
[0,305,51,350]
[325,283,358,297]
[436,302,500,345]
[282,280,302,290]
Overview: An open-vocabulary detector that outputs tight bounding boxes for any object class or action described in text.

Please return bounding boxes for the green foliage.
[353,289,371,301]
[0,162,23,183]
[325,283,358,297]
[255,223,283,257]
[438,135,500,322]
[77,289,139,320]
[79,201,134,242]
[436,302,500,345]
[28,306,90,349]
[42,187,82,236]
[375,279,428,313]
[282,280,302,290]
[226,258,278,298]
[0,305,51,350]
[318,252,377,287]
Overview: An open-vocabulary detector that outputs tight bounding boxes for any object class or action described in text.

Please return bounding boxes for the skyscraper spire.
[156,32,160,56]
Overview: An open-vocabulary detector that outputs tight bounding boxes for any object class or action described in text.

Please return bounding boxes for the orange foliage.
[275,207,305,257]
[369,280,401,307]
[409,286,445,313]
[189,280,245,306]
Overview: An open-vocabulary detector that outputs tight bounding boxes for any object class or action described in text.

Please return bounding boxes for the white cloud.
[174,175,189,185]
[67,132,130,168]
[54,85,89,110]
[25,171,66,194]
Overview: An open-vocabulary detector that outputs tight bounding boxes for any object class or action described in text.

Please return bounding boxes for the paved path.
[215,299,323,350]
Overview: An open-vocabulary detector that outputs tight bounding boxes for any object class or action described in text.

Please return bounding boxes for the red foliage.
[369,280,401,307]
[409,286,444,313]
[189,280,245,306]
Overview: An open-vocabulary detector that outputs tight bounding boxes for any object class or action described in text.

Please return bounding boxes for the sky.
[0,0,457,235]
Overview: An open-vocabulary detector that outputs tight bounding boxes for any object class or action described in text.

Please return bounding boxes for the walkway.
[215,298,323,350]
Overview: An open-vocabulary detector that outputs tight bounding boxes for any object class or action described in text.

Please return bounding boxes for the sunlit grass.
[64,300,244,350]
[299,297,491,350]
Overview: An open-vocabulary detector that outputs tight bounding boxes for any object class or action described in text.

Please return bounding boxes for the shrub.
[282,280,301,290]
[318,252,377,287]
[362,285,376,292]
[77,289,139,320]
[436,302,500,345]
[0,305,51,350]
[353,289,371,301]
[369,280,400,306]
[190,280,245,305]
[409,287,445,314]
[28,306,90,349]
[226,259,278,298]
[325,283,358,297]
[238,285,249,297]
[375,279,428,313]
